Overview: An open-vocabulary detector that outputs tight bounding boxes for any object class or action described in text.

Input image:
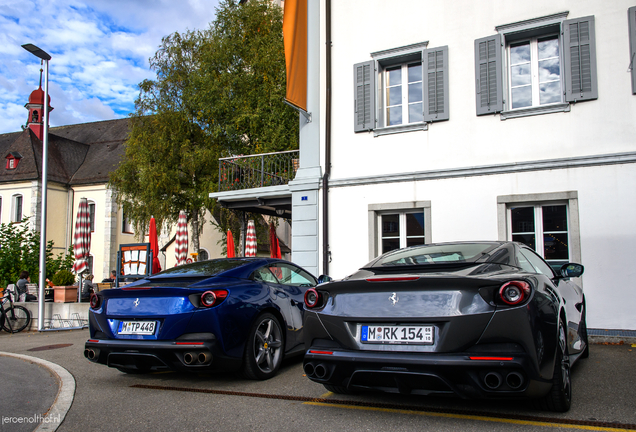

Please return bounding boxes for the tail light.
[304,288,322,308]
[200,290,228,308]
[499,281,531,305]
[89,293,101,309]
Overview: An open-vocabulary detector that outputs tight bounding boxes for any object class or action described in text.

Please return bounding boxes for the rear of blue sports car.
[85,259,279,374]
[303,242,583,411]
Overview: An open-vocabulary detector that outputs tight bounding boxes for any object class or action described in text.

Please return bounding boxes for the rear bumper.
[84,337,240,373]
[304,348,552,399]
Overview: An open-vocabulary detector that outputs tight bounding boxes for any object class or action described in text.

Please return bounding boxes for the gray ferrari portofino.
[302,241,587,412]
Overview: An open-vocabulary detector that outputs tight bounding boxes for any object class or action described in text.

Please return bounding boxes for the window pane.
[510,42,531,64]
[511,64,532,86]
[382,238,400,253]
[406,237,425,247]
[538,36,559,60]
[538,58,560,82]
[382,214,399,237]
[539,81,561,105]
[387,106,402,125]
[513,233,536,250]
[511,86,532,109]
[542,205,567,231]
[406,213,424,236]
[408,63,422,83]
[387,67,401,86]
[511,207,534,232]
[408,102,423,123]
[544,233,569,260]
[409,81,422,103]
[387,86,402,106]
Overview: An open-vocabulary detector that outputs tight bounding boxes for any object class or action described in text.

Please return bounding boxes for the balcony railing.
[218,150,299,192]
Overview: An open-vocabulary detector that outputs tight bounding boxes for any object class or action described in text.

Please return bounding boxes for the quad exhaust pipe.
[304,362,330,380]
[483,371,525,390]
[183,351,212,365]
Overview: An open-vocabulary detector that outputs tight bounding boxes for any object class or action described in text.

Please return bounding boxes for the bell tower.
[24,68,53,140]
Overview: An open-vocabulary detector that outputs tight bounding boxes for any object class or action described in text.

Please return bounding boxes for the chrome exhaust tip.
[183,352,196,365]
[314,364,328,379]
[304,363,315,377]
[484,372,503,390]
[198,352,211,364]
[506,371,524,389]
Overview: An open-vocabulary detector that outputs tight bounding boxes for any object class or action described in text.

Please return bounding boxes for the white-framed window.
[497,192,581,271]
[475,12,597,119]
[12,194,23,223]
[122,212,134,234]
[88,202,95,232]
[354,42,449,136]
[368,201,431,260]
[508,35,562,109]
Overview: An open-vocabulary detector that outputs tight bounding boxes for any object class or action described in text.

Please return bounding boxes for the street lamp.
[22,43,51,332]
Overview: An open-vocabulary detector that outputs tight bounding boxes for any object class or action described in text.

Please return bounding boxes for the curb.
[0,352,75,432]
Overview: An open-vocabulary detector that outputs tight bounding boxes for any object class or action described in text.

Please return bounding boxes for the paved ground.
[0,329,635,432]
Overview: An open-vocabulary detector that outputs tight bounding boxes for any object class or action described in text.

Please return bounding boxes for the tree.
[109,31,216,255]
[109,0,298,257]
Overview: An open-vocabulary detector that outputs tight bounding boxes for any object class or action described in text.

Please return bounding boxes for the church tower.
[24,70,53,140]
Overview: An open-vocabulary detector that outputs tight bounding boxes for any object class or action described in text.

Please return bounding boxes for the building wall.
[321,0,636,330]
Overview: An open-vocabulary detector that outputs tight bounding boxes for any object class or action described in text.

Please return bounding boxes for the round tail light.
[499,281,531,305]
[201,291,217,307]
[304,288,321,308]
[89,293,101,309]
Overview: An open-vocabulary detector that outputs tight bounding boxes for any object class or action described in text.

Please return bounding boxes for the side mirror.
[559,263,584,278]
[317,275,333,285]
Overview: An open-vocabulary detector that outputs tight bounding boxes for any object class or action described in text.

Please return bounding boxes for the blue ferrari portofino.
[85,258,320,379]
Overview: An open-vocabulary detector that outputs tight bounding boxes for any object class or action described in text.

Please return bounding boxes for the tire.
[0,311,5,332]
[323,384,356,395]
[534,321,572,412]
[242,313,284,380]
[2,306,31,333]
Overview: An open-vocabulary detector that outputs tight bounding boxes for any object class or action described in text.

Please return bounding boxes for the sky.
[0,0,220,134]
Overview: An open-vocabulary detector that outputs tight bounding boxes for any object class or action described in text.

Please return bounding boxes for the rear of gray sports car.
[303,242,584,412]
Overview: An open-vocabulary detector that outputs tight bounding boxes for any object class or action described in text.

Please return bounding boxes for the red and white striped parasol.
[175,211,188,266]
[72,197,91,276]
[245,220,257,257]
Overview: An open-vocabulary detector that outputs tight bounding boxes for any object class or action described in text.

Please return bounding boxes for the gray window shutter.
[474,34,502,115]
[423,46,449,122]
[353,61,375,132]
[563,16,598,102]
[629,7,636,94]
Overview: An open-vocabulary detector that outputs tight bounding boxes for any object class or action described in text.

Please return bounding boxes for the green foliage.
[0,219,76,287]
[109,0,298,257]
[51,269,76,287]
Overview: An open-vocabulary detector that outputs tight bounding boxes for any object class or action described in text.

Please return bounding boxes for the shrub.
[51,270,76,286]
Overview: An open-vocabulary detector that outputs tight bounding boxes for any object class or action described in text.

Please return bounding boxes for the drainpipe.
[322,0,332,275]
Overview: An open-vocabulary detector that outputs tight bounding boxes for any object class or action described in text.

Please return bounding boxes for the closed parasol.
[72,198,91,302]
[269,223,281,259]
[149,216,162,274]
[227,229,235,258]
[175,211,188,266]
[245,220,257,257]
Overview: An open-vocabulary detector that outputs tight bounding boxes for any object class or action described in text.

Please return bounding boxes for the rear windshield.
[373,243,499,267]
[151,259,250,277]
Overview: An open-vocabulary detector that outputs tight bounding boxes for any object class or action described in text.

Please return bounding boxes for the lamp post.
[22,43,51,332]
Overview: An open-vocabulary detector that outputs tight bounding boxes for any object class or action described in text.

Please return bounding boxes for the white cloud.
[0,0,220,134]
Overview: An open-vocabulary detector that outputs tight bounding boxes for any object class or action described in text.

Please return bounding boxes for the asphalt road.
[0,329,635,432]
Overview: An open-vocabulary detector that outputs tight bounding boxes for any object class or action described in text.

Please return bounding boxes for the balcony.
[218,150,299,192]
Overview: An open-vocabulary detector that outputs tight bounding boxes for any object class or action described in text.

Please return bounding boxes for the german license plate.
[119,321,156,335]
[361,325,434,344]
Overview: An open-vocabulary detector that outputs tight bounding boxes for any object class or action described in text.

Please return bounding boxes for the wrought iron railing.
[218,150,299,192]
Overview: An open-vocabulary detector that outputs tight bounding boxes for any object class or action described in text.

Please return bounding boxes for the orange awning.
[283,0,307,111]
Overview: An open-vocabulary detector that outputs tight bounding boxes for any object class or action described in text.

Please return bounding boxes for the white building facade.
[304,0,636,331]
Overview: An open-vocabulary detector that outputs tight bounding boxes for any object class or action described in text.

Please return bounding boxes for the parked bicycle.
[0,288,31,333]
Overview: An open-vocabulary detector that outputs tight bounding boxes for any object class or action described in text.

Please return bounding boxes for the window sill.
[500,103,570,120]
[373,122,428,137]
